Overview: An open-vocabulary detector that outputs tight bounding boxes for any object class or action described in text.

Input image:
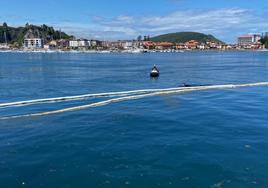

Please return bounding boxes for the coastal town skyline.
[1,22,267,51]
[1,0,268,43]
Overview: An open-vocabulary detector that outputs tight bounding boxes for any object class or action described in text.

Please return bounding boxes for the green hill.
[150,32,224,44]
[0,22,73,46]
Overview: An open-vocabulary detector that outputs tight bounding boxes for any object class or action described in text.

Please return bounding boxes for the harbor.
[1,0,268,187]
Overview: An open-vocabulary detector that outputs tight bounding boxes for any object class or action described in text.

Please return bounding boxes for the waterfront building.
[90,40,101,47]
[122,40,134,49]
[133,41,144,48]
[49,40,57,46]
[115,40,143,49]
[205,41,216,49]
[44,40,57,50]
[143,41,155,49]
[100,41,112,49]
[252,34,262,43]
[69,40,79,48]
[175,43,185,50]
[238,35,253,46]
[57,39,69,49]
[78,39,90,47]
[155,42,174,50]
[69,39,90,48]
[238,34,261,46]
[44,44,51,50]
[185,40,199,49]
[24,38,44,49]
[198,43,206,50]
[23,30,44,49]
[107,40,136,50]
[108,41,121,49]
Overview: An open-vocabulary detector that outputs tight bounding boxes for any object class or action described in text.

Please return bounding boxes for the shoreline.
[0,49,268,54]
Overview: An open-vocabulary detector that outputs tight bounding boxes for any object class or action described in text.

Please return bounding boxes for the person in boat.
[152,64,159,72]
[150,65,160,77]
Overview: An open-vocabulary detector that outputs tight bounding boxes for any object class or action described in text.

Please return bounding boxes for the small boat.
[150,65,160,77]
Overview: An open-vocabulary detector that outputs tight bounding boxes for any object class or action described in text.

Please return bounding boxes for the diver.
[150,65,160,77]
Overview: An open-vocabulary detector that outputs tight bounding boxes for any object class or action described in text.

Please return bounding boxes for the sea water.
[0,51,268,188]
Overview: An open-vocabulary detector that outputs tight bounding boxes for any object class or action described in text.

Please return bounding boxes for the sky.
[1,0,268,43]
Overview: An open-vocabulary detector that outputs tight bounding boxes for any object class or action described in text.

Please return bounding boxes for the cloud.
[56,8,268,42]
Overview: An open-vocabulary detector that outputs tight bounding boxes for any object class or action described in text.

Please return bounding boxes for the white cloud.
[55,8,268,42]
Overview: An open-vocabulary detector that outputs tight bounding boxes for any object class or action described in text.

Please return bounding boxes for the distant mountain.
[0,23,73,46]
[150,32,224,44]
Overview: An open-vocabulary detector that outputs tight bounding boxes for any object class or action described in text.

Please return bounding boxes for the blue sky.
[1,0,268,42]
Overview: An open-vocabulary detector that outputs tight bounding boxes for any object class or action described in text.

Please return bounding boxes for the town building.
[78,39,90,47]
[69,39,102,49]
[69,40,79,48]
[238,35,253,46]
[143,41,155,49]
[198,43,206,50]
[175,43,186,50]
[23,30,44,49]
[238,34,262,46]
[252,34,262,43]
[43,44,50,50]
[57,39,69,49]
[69,39,90,48]
[185,40,199,49]
[90,40,101,47]
[121,40,134,49]
[24,38,44,49]
[155,42,175,50]
[100,41,112,49]
[44,40,57,50]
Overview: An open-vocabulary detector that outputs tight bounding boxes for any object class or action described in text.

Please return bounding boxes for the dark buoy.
[150,65,160,77]
[182,83,192,87]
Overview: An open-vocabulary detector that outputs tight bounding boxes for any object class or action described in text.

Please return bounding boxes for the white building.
[78,39,90,47]
[122,41,134,49]
[238,34,261,46]
[252,34,262,43]
[24,38,44,48]
[90,40,97,47]
[114,40,141,49]
[69,39,90,48]
[69,40,79,48]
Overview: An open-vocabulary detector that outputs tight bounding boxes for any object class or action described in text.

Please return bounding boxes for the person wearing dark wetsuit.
[152,65,159,72]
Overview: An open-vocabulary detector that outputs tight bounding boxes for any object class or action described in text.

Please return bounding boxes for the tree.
[25,23,29,28]
[144,36,147,41]
[137,35,142,41]
[260,37,268,49]
[3,22,8,28]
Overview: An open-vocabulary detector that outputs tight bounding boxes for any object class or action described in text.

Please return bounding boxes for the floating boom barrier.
[0,87,195,109]
[1,82,268,120]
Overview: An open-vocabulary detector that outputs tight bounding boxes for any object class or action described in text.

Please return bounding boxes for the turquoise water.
[1,51,268,188]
